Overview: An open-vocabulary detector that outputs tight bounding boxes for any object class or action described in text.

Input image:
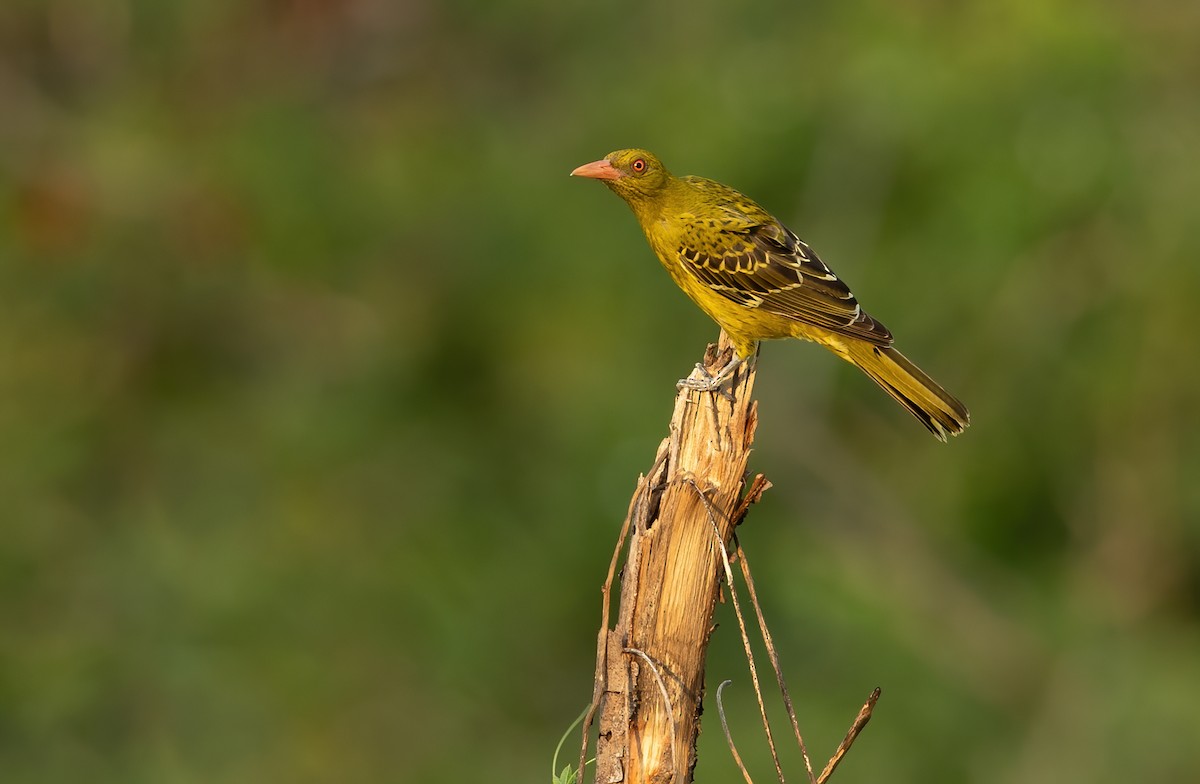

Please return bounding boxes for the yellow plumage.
[572,148,969,440]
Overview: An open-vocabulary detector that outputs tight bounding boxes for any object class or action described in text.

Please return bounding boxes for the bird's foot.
[676,355,745,402]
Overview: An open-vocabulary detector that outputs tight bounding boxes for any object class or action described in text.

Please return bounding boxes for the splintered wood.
[590,334,760,784]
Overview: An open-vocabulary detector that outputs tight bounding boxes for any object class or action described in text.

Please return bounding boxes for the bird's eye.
[631,158,646,173]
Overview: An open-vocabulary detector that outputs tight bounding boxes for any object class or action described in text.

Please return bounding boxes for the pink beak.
[570,159,623,180]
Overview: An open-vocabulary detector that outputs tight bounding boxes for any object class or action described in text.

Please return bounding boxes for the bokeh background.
[2,1,1198,782]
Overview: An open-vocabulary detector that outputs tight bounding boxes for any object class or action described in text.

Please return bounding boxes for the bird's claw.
[677,362,737,402]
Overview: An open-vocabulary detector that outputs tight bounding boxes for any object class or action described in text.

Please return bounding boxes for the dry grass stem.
[691,479,789,784]
[579,475,640,779]
[624,647,680,782]
[733,536,817,784]
[716,680,754,784]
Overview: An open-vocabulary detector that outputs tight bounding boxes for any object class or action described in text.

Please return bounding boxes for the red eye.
[632,158,646,173]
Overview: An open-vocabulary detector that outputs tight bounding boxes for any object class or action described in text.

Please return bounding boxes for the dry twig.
[817,688,881,784]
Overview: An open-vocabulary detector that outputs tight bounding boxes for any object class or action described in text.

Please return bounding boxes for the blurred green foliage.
[2,0,1198,782]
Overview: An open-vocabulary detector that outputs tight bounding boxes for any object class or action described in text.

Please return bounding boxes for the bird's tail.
[843,342,970,441]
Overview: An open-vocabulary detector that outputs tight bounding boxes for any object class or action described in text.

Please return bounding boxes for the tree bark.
[592,333,760,784]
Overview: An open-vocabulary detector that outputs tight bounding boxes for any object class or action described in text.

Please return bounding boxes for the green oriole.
[572,148,969,440]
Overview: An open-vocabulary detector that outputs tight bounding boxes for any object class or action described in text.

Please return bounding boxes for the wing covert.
[676,218,893,345]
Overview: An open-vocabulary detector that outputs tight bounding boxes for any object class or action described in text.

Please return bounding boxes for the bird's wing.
[675,211,893,346]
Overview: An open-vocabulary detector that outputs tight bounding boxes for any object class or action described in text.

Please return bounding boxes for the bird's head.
[571,149,671,208]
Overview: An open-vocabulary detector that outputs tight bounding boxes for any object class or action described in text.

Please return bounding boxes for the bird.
[571,148,969,440]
